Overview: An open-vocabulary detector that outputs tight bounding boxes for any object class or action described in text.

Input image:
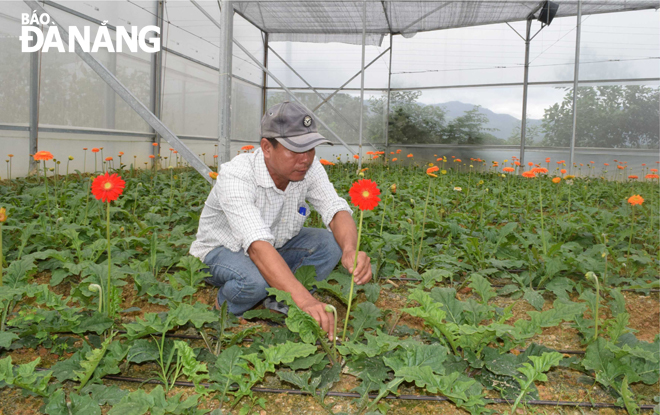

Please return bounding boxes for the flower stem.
[106,201,112,316]
[538,179,547,255]
[0,222,3,287]
[415,178,433,271]
[43,160,51,225]
[627,206,635,277]
[342,210,363,342]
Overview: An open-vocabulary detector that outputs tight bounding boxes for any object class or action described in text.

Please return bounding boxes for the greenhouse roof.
[232,0,660,45]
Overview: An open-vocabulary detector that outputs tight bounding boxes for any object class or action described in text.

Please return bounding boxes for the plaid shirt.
[189,148,353,262]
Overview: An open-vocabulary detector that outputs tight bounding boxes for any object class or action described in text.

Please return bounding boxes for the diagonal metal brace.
[24,0,214,183]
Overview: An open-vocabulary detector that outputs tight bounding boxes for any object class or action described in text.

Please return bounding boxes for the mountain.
[430,101,544,142]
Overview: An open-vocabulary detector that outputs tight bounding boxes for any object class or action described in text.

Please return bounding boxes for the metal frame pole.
[152,0,165,160]
[262,33,269,115]
[519,18,532,168]
[218,0,234,164]
[385,33,393,150]
[357,0,367,171]
[23,0,213,182]
[569,0,582,174]
[28,21,40,175]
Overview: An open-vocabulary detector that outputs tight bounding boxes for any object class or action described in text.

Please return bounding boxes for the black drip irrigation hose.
[101,374,657,411]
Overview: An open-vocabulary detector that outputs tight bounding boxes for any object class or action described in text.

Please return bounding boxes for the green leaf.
[419,269,452,289]
[468,273,496,304]
[242,309,285,324]
[337,330,400,358]
[284,306,324,345]
[294,265,317,289]
[174,340,209,390]
[383,343,447,374]
[522,289,544,311]
[286,353,326,371]
[127,339,160,363]
[349,302,382,341]
[260,341,317,366]
[0,331,19,348]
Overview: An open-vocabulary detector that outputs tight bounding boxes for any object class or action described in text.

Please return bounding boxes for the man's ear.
[260,137,271,158]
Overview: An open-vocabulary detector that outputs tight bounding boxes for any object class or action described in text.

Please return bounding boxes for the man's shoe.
[264,296,289,316]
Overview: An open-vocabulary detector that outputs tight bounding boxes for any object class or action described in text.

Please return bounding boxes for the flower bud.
[68,156,74,160]
[390,184,397,194]
[0,207,7,223]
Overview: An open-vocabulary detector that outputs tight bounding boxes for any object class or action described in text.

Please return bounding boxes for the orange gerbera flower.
[455,159,462,162]
[349,179,381,211]
[91,173,125,202]
[627,195,644,206]
[560,169,567,174]
[390,152,394,155]
[407,154,413,158]
[241,145,255,151]
[552,177,561,183]
[353,154,360,160]
[92,148,100,153]
[83,147,88,151]
[396,149,401,154]
[426,166,440,177]
[33,151,54,161]
[646,174,659,179]
[366,151,374,155]
[528,162,533,166]
[373,155,380,159]
[514,161,520,166]
[628,175,638,179]
[152,143,159,147]
[531,167,548,174]
[392,158,398,162]
[118,151,124,156]
[213,155,218,158]
[8,154,13,158]
[604,163,609,166]
[173,150,178,154]
[503,167,515,173]
[522,171,536,178]
[617,165,625,170]
[651,168,658,173]
[319,158,335,166]
[149,155,155,159]
[209,172,219,180]
[105,157,113,161]
[545,158,550,163]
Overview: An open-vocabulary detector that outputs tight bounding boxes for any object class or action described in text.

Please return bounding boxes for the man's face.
[261,138,315,185]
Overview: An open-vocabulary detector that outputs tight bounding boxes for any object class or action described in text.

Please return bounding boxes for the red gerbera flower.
[349,179,381,211]
[33,151,54,161]
[91,173,125,202]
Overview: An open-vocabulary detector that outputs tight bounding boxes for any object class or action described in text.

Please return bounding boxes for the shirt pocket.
[292,201,310,231]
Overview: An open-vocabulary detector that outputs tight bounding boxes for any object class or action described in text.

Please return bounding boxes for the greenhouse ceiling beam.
[311,47,390,112]
[190,0,356,155]
[23,0,214,183]
[267,46,361,139]
[569,0,583,175]
[397,2,452,35]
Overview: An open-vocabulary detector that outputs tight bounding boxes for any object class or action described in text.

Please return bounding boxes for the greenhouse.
[0,0,658,413]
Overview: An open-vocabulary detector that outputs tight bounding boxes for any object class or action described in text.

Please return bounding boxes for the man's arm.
[248,241,334,340]
[328,210,372,285]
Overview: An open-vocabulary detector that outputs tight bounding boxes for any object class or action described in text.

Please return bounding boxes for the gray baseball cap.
[261,101,333,153]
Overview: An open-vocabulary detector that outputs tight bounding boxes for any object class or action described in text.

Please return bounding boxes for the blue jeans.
[202,227,343,316]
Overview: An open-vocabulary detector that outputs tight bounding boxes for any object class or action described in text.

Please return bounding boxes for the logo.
[19,11,160,53]
[303,116,312,127]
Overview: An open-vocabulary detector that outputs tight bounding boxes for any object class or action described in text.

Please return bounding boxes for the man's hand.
[341,249,372,285]
[297,297,334,340]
